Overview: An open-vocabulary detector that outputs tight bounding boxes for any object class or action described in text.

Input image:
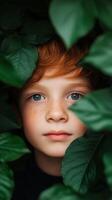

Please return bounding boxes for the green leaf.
[0,43,38,87]
[61,131,104,194]
[0,132,30,162]
[39,183,110,200]
[39,184,76,200]
[21,19,55,45]
[49,0,96,48]
[69,88,112,131]
[96,0,112,29]
[0,57,17,86]
[0,35,22,54]
[103,153,112,191]
[84,32,112,75]
[101,133,112,191]
[0,114,20,133]
[0,163,14,200]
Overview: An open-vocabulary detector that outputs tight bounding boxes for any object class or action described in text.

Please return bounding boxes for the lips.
[43,131,72,140]
[43,130,72,136]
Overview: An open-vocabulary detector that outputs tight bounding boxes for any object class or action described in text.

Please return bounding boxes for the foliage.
[0,131,30,199]
[39,184,110,200]
[84,32,112,75]
[49,0,96,48]
[0,43,38,87]
[61,131,104,194]
[0,0,112,199]
[70,88,112,131]
[0,163,14,200]
[0,0,53,199]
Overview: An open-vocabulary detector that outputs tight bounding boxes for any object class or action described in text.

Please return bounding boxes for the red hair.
[25,39,91,87]
[23,38,109,90]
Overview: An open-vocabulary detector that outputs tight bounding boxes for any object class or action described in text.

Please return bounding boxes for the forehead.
[39,73,89,86]
[23,71,91,93]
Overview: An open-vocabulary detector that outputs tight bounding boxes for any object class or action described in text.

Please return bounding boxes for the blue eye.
[31,94,45,101]
[67,92,83,101]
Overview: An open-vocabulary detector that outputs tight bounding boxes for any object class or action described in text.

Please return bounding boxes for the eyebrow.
[65,82,91,88]
[64,83,92,94]
[21,84,48,98]
[24,84,48,93]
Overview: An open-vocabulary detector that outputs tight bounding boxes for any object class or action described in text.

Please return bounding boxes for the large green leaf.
[49,0,96,48]
[0,35,23,54]
[0,38,38,87]
[0,163,14,200]
[61,131,104,194]
[84,32,112,75]
[96,0,112,29]
[69,88,112,131]
[39,183,110,200]
[0,132,30,162]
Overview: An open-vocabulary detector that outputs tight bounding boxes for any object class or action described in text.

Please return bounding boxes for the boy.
[12,38,108,200]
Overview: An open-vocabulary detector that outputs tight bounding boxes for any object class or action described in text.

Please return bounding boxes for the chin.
[46,149,66,158]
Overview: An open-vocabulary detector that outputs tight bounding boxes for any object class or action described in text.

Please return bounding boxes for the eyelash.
[66,92,83,101]
[30,93,46,102]
[28,91,84,102]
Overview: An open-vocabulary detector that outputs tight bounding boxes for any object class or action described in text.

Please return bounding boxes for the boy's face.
[20,71,91,158]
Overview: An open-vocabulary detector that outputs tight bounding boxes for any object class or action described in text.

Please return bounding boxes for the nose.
[46,101,68,123]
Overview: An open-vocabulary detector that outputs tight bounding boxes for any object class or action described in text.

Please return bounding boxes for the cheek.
[21,106,38,134]
[21,104,46,142]
[21,110,40,146]
[21,104,41,124]
[71,112,87,134]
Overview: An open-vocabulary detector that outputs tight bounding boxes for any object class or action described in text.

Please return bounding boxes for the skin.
[19,70,91,176]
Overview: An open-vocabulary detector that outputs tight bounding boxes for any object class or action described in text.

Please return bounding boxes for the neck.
[34,150,63,176]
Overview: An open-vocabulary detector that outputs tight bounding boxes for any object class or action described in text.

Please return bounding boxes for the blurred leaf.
[39,184,76,200]
[0,56,17,87]
[0,163,14,200]
[0,114,20,133]
[0,39,38,87]
[0,35,22,54]
[96,0,112,29]
[69,88,112,131]
[84,32,112,75]
[62,131,104,194]
[103,154,112,190]
[39,183,110,200]
[101,133,112,191]
[49,0,96,48]
[21,19,55,45]
[0,132,30,162]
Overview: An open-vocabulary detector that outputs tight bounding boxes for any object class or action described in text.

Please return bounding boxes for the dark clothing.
[12,154,62,200]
